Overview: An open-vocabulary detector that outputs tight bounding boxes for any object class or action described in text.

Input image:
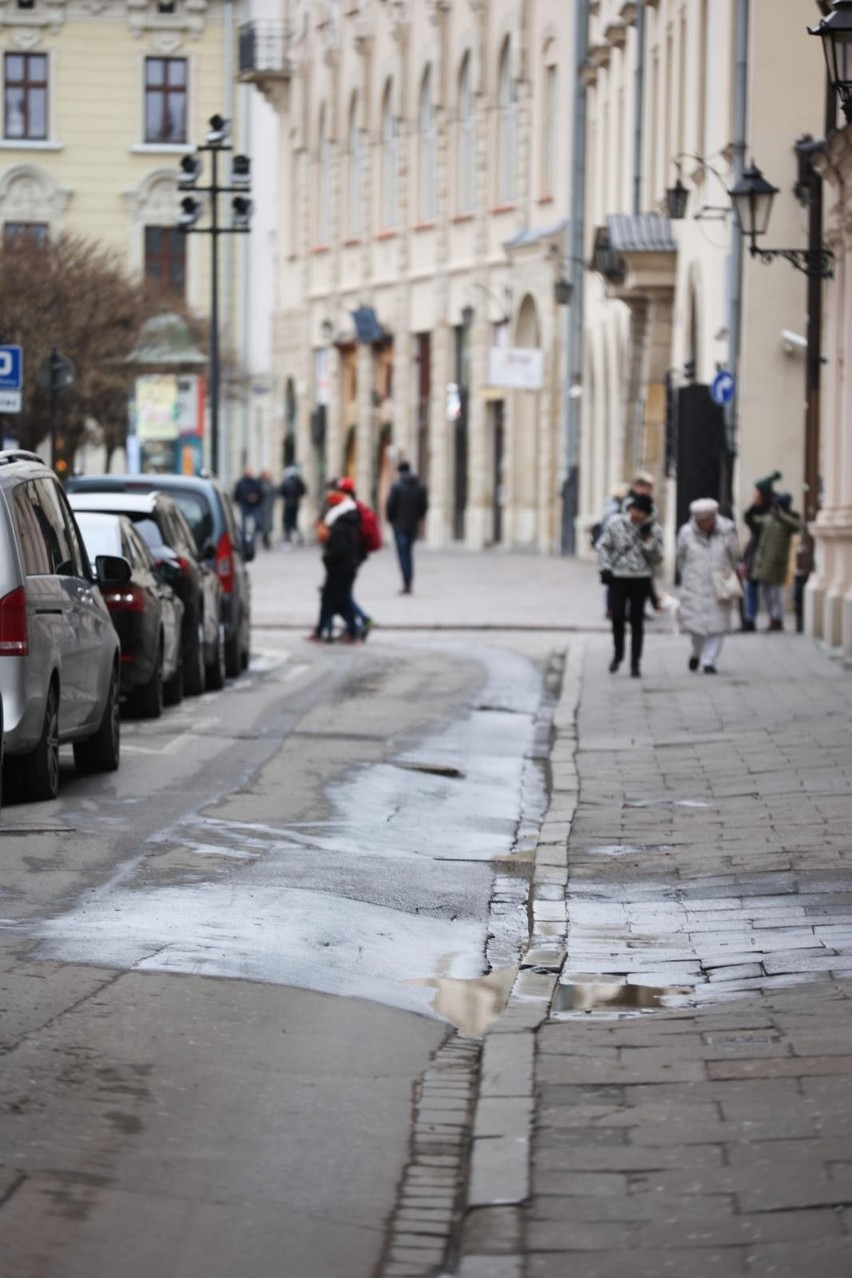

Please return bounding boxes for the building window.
[542,51,557,199]
[4,53,48,141]
[144,57,187,145]
[4,221,48,245]
[347,92,362,238]
[144,226,186,295]
[457,53,475,215]
[317,103,331,245]
[418,65,436,222]
[497,39,516,204]
[381,80,398,230]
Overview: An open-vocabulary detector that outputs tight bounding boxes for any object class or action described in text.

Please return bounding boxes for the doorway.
[491,399,505,543]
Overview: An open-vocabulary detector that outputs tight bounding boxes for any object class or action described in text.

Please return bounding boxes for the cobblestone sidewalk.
[460,629,852,1278]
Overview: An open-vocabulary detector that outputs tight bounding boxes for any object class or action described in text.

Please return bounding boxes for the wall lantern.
[553,277,573,306]
[460,304,474,327]
[728,162,834,279]
[666,177,690,221]
[809,0,852,124]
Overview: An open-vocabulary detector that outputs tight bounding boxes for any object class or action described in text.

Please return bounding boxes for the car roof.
[69,473,223,496]
[0,450,61,484]
[72,509,126,551]
[68,491,167,515]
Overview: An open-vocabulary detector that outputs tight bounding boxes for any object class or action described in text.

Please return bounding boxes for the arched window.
[541,42,558,199]
[381,80,398,229]
[347,92,362,237]
[317,103,330,244]
[418,65,436,222]
[497,38,516,204]
[457,52,475,214]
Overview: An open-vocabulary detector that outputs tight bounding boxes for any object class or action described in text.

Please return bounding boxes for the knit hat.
[337,476,356,495]
[690,498,719,516]
[754,470,782,497]
[628,492,653,515]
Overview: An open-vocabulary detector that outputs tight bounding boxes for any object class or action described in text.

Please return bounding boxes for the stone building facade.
[245,0,574,547]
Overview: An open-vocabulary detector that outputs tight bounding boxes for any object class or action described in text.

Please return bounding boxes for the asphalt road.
[0,567,558,1278]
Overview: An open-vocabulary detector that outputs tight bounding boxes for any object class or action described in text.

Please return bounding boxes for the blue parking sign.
[0,346,23,392]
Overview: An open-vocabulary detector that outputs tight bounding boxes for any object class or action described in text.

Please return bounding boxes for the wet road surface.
[0,626,553,1278]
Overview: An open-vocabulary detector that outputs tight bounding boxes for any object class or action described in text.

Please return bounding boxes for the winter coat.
[597,510,663,579]
[751,507,801,585]
[280,469,306,503]
[676,515,740,636]
[321,498,361,577]
[386,473,428,534]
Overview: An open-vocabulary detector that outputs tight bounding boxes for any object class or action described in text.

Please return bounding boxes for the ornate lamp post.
[177,114,252,476]
[728,163,834,279]
[809,0,852,123]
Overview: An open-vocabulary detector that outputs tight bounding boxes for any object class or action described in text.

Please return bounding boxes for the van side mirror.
[95,554,132,584]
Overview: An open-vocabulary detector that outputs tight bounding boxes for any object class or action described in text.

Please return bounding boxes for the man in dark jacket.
[742,470,781,630]
[233,467,263,539]
[386,460,428,595]
[279,465,307,547]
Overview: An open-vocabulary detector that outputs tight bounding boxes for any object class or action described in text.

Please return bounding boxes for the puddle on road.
[623,798,713,809]
[553,979,688,1014]
[413,966,517,1038]
[583,843,675,858]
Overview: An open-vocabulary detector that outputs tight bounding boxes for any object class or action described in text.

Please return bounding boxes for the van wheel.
[134,642,164,719]
[74,668,120,775]
[183,618,206,697]
[30,684,60,801]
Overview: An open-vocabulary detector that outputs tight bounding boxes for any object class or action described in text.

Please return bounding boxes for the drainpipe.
[725,0,749,503]
[561,0,588,554]
[221,0,236,483]
[633,2,645,215]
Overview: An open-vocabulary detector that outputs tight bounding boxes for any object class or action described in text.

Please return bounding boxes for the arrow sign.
[710,370,735,407]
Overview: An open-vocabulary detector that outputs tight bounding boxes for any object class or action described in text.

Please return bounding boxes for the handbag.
[712,569,744,603]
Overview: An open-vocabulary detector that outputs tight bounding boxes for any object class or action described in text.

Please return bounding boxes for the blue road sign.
[0,346,23,392]
[710,370,735,407]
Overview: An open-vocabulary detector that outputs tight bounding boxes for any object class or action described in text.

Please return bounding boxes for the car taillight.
[215,531,234,594]
[0,586,28,654]
[102,585,145,613]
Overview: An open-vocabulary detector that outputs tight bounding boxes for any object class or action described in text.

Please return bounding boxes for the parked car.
[0,450,125,801]
[67,472,252,677]
[73,511,184,717]
[68,492,224,696]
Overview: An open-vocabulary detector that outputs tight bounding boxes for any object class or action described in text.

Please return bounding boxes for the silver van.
[0,451,127,801]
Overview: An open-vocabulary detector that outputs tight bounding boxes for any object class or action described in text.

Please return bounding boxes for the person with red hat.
[306,487,362,642]
[336,476,380,639]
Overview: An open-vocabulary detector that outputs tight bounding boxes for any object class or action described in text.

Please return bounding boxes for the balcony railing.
[238,21,295,81]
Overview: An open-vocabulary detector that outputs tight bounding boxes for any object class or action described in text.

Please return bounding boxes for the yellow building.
[0,0,248,476]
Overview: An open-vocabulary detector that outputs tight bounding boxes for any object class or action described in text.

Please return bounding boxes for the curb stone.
[456,640,585,1276]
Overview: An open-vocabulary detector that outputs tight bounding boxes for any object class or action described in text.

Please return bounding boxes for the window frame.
[418,65,436,223]
[541,52,558,200]
[4,51,48,142]
[144,224,187,296]
[457,53,475,215]
[497,38,516,206]
[317,102,331,246]
[347,92,362,238]
[381,79,398,231]
[143,55,188,146]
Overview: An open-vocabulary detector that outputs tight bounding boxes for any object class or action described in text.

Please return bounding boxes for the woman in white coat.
[676,498,741,674]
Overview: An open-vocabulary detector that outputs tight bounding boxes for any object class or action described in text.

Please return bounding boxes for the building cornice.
[605,21,627,51]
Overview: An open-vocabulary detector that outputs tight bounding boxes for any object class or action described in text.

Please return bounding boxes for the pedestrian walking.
[590,482,629,619]
[233,467,263,541]
[337,476,382,640]
[307,490,361,643]
[741,470,781,630]
[750,491,802,631]
[258,469,275,550]
[676,498,741,674]
[597,492,663,677]
[386,460,428,595]
[279,464,307,548]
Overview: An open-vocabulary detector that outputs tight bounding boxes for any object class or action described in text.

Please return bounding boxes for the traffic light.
[179,196,203,229]
[232,197,252,230]
[178,154,202,189]
[231,155,251,188]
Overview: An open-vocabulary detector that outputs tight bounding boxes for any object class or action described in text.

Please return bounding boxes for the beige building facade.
[577,0,825,565]
[245,0,574,547]
[0,0,261,481]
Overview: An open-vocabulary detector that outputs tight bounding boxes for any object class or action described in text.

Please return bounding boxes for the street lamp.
[176,114,252,476]
[728,162,834,278]
[809,0,852,123]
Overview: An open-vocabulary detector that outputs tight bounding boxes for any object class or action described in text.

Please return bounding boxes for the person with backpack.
[337,476,381,640]
[306,488,362,643]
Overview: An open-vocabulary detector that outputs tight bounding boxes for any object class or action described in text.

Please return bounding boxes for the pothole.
[552,979,689,1015]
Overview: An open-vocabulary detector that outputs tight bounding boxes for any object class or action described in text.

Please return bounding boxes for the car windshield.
[167,490,214,552]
